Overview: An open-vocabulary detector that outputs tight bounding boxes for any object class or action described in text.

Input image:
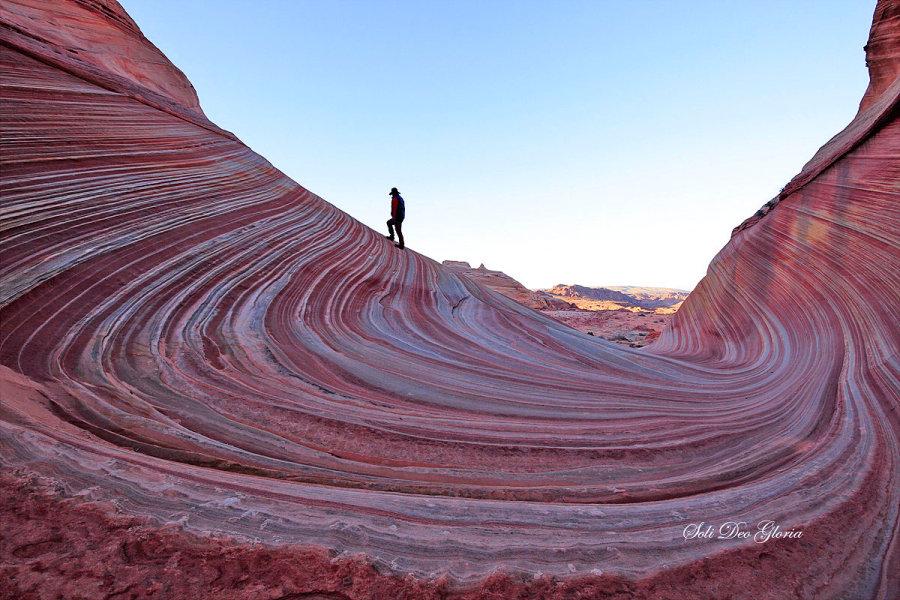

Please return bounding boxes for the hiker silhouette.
[385,187,405,249]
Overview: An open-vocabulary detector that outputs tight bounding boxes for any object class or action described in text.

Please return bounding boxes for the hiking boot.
[385,235,394,241]
[395,243,405,249]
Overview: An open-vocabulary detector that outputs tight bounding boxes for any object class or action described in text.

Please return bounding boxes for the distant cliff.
[544,284,688,311]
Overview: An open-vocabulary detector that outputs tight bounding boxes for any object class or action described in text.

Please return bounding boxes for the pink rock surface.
[1,1,898,598]
[540,309,670,347]
[441,260,574,310]
[440,265,684,346]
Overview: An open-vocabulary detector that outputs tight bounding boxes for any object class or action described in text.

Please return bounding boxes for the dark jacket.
[391,194,405,221]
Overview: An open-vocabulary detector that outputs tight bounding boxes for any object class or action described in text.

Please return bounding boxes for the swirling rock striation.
[441,260,574,310]
[1,1,898,598]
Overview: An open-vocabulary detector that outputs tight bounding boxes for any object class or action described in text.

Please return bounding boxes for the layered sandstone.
[1,1,897,598]
[441,260,574,310]
[440,269,686,346]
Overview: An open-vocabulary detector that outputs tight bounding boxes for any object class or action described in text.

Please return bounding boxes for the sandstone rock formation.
[441,260,574,310]
[1,1,897,598]
[538,308,671,347]
[544,285,688,315]
[442,266,685,346]
[544,284,688,310]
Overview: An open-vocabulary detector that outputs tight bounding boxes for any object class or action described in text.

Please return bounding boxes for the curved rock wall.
[1,1,897,598]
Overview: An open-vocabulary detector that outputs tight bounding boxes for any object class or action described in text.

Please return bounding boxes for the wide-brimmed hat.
[389,187,399,195]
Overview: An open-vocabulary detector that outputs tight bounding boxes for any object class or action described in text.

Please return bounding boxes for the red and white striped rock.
[1,1,897,598]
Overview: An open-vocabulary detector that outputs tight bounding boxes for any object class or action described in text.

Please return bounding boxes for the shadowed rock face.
[1,1,898,598]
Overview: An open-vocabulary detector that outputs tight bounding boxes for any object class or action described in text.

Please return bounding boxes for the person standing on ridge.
[386,187,405,249]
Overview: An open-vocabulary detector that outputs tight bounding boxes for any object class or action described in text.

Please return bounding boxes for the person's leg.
[386,218,395,240]
[395,220,404,248]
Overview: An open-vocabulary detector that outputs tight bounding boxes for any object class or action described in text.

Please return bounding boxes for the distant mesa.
[543,283,689,311]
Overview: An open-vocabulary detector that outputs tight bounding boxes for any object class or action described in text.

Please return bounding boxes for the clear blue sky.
[121,0,874,290]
